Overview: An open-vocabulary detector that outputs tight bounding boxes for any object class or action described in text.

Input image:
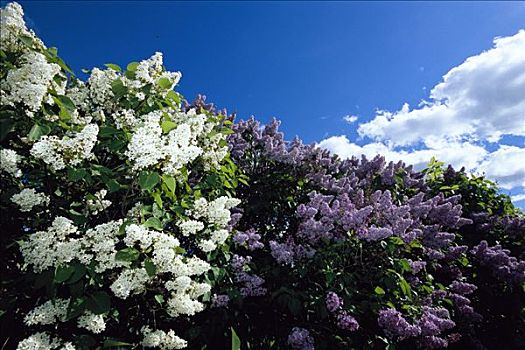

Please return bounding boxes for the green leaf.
[374,286,386,295]
[288,298,302,316]
[152,191,163,208]
[104,63,121,72]
[106,179,122,193]
[0,113,15,141]
[154,294,164,305]
[115,248,140,262]
[19,34,35,47]
[166,90,181,104]
[86,291,111,314]
[67,168,88,182]
[158,77,172,89]
[111,79,127,99]
[126,62,139,72]
[162,175,176,193]
[161,119,178,133]
[103,339,132,348]
[66,263,86,284]
[66,297,87,321]
[76,335,96,348]
[231,327,241,350]
[144,217,163,231]
[139,171,161,191]
[28,123,51,141]
[55,265,75,283]
[144,259,157,277]
[398,277,412,297]
[56,95,76,113]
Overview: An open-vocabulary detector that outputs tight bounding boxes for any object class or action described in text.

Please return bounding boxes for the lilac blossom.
[210,294,230,308]
[336,311,359,331]
[287,327,315,350]
[378,308,421,339]
[325,292,343,313]
[233,229,264,251]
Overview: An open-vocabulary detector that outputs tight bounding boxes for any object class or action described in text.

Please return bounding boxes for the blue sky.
[11,1,525,207]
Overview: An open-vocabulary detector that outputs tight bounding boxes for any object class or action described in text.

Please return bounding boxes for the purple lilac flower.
[235,271,267,297]
[418,307,455,337]
[325,292,343,313]
[378,308,421,339]
[269,240,295,265]
[287,327,315,350]
[233,229,264,250]
[449,281,477,295]
[336,311,359,331]
[420,336,448,349]
[210,294,230,308]
[358,226,393,241]
[408,260,427,274]
[471,240,525,283]
[230,254,251,270]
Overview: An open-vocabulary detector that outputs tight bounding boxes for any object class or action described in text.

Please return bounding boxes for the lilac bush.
[1,2,524,349]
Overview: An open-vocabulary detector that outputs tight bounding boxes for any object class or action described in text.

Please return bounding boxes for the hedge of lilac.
[1,2,524,350]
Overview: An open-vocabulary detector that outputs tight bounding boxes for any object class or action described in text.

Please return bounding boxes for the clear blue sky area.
[12,1,525,144]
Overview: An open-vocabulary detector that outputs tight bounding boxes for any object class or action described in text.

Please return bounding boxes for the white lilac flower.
[135,52,164,84]
[86,189,112,214]
[0,148,22,177]
[161,123,203,175]
[110,268,150,299]
[11,188,50,212]
[133,52,181,95]
[30,123,99,171]
[141,326,187,349]
[191,198,208,219]
[24,298,70,326]
[206,196,241,226]
[3,51,61,113]
[83,220,123,273]
[198,239,216,253]
[166,293,204,317]
[125,111,164,171]
[19,216,85,272]
[185,256,211,276]
[177,220,204,236]
[77,311,106,334]
[113,109,137,129]
[16,332,62,350]
[189,282,211,299]
[125,109,220,175]
[123,224,156,249]
[87,67,118,107]
[66,82,91,113]
[165,276,192,293]
[0,2,45,53]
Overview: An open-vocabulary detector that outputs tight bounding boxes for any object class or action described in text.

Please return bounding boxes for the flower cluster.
[471,240,525,283]
[86,189,112,215]
[287,327,315,350]
[11,188,50,212]
[141,326,188,350]
[30,124,99,171]
[2,51,62,115]
[0,148,22,177]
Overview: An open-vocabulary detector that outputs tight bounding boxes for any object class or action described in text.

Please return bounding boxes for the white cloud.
[476,145,525,189]
[357,30,525,146]
[511,194,525,202]
[343,115,358,123]
[317,136,488,171]
[318,30,525,206]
